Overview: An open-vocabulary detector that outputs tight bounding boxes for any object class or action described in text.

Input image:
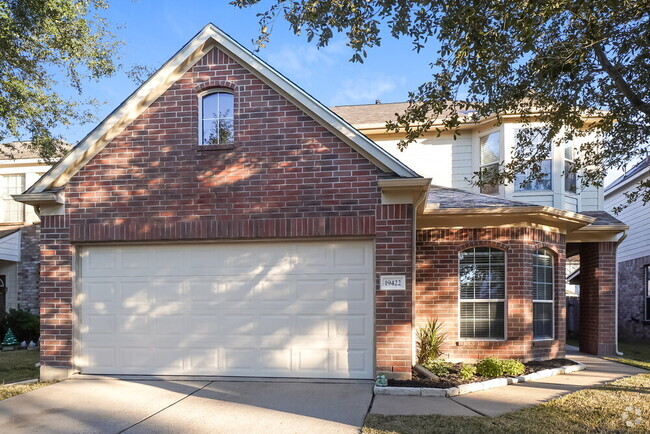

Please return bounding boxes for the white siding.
[372,134,473,189]
[579,185,603,211]
[606,178,650,263]
[0,230,20,262]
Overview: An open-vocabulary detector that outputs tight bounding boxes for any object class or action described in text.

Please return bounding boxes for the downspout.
[615,231,628,356]
[412,188,429,366]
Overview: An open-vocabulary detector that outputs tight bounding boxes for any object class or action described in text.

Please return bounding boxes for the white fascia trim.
[28,24,418,195]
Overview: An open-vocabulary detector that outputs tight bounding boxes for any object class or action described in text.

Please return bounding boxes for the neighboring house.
[605,157,650,340]
[16,24,627,381]
[0,143,52,315]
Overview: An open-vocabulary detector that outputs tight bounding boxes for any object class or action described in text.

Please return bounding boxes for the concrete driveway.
[0,377,373,433]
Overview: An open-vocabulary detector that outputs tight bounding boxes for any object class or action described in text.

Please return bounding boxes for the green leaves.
[0,0,118,161]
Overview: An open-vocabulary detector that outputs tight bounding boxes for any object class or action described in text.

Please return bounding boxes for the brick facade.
[38,47,414,375]
[17,224,40,313]
[416,227,566,362]
[618,255,650,340]
[579,242,617,356]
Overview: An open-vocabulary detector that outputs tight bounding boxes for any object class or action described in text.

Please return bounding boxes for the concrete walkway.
[370,350,647,417]
[0,377,373,433]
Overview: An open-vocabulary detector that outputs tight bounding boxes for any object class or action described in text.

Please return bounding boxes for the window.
[459,247,505,339]
[1,174,25,223]
[514,129,552,191]
[645,266,650,322]
[480,132,500,195]
[533,249,554,339]
[564,143,577,193]
[200,91,234,145]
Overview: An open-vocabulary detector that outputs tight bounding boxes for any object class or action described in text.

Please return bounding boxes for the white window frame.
[198,89,235,146]
[564,142,577,193]
[458,247,507,341]
[645,265,650,322]
[479,130,501,195]
[513,128,552,192]
[0,173,25,224]
[533,249,555,340]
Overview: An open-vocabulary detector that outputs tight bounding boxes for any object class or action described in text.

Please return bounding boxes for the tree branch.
[592,42,650,117]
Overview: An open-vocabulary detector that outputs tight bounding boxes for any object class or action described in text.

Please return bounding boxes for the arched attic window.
[200,90,234,146]
[459,247,506,339]
[533,249,554,340]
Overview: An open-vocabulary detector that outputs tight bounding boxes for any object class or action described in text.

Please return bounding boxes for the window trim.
[564,142,577,193]
[0,173,26,224]
[533,248,555,341]
[197,88,235,148]
[513,128,552,192]
[458,246,507,341]
[478,130,501,196]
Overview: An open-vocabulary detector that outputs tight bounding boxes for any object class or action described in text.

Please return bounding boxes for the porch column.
[579,242,617,356]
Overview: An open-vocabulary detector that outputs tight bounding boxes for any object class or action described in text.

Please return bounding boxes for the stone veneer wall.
[17,224,40,313]
[618,254,650,340]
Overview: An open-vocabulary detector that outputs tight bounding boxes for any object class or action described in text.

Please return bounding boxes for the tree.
[0,0,119,161]
[233,0,650,207]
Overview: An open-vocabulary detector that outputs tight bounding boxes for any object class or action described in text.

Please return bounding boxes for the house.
[605,157,650,341]
[16,24,627,381]
[0,142,53,316]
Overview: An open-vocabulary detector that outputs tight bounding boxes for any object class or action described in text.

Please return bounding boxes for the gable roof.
[604,156,650,195]
[23,24,418,198]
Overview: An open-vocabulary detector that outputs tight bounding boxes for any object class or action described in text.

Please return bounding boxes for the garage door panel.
[79,241,374,378]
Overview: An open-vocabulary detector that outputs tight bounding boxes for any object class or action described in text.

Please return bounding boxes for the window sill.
[533,338,555,343]
[196,144,236,151]
[456,339,507,343]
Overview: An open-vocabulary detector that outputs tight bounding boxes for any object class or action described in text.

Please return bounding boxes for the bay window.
[480,132,500,195]
[514,129,552,191]
[533,249,554,339]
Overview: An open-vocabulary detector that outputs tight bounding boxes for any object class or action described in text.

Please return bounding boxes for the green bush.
[423,359,452,376]
[476,358,525,378]
[1,309,40,343]
[501,359,525,376]
[476,358,503,378]
[415,318,447,365]
[459,363,477,380]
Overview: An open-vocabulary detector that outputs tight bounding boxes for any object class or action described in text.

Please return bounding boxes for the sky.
[60,0,436,144]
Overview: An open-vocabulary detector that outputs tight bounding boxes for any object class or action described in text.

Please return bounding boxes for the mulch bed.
[388,358,579,388]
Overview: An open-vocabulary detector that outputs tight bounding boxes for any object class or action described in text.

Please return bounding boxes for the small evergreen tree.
[2,328,19,347]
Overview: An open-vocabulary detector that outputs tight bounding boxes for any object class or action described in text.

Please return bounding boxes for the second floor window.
[459,247,506,339]
[480,131,500,195]
[1,174,25,223]
[200,91,234,146]
[564,143,577,193]
[514,129,552,191]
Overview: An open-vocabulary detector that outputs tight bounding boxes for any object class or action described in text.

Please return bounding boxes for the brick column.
[579,242,617,356]
[375,204,414,379]
[40,215,73,380]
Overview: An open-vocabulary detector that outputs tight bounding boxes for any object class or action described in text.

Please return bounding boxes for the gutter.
[614,231,628,357]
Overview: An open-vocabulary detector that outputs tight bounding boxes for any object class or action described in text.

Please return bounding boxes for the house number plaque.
[380,275,406,290]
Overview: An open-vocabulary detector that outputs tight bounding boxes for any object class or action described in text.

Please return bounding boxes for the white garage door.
[78,240,374,379]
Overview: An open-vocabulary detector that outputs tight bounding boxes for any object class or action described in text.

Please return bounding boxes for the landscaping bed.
[389,358,579,389]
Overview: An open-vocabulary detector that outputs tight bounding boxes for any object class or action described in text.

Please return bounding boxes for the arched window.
[459,247,505,339]
[200,91,234,145]
[533,249,554,339]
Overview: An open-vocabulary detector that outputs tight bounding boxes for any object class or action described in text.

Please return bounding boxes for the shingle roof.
[579,211,627,227]
[605,156,650,192]
[425,185,535,210]
[0,142,42,160]
[0,225,22,239]
[330,102,460,127]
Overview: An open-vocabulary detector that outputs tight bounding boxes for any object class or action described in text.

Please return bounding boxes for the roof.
[0,225,22,239]
[425,185,535,210]
[605,156,650,193]
[579,211,626,227]
[0,142,42,160]
[22,24,418,199]
[330,102,458,129]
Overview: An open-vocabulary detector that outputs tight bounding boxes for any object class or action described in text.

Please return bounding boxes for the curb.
[374,361,586,397]
[2,378,39,387]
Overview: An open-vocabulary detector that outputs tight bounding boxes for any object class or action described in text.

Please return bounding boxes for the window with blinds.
[533,249,554,339]
[459,247,505,339]
[1,174,25,223]
[479,132,500,195]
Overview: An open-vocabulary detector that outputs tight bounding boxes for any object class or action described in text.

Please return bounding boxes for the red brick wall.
[579,242,617,356]
[38,46,415,375]
[416,227,566,362]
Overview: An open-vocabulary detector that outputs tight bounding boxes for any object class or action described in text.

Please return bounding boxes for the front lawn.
[364,373,650,433]
[607,339,650,371]
[0,350,39,384]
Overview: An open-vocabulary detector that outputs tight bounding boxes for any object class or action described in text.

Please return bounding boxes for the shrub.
[423,359,452,376]
[476,358,525,378]
[476,358,503,378]
[415,318,447,365]
[501,359,525,376]
[1,309,40,343]
[459,363,477,380]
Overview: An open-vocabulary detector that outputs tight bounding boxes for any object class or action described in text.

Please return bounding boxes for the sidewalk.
[369,349,647,417]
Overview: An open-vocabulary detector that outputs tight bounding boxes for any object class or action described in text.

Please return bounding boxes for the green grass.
[0,381,54,401]
[0,350,39,384]
[364,373,650,433]
[606,339,650,371]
